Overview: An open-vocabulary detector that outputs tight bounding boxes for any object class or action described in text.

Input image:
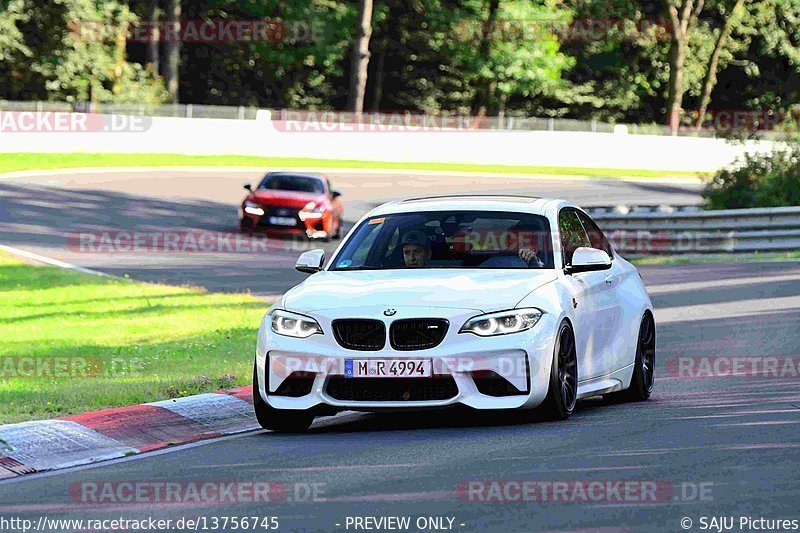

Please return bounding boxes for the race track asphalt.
[0,169,703,296]
[1,170,799,533]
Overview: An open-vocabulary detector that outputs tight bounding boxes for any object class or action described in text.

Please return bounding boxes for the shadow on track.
[254,397,617,437]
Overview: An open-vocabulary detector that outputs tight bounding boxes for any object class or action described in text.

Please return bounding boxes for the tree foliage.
[1,0,168,103]
[703,146,800,208]
[0,0,798,124]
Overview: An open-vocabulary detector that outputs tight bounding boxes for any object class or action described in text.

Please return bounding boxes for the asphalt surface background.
[0,169,702,295]
[1,170,800,532]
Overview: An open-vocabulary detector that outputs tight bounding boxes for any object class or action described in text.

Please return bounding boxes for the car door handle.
[604,275,614,285]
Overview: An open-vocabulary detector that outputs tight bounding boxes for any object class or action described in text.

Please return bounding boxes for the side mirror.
[295,249,325,274]
[331,190,342,199]
[566,247,611,274]
[243,183,252,191]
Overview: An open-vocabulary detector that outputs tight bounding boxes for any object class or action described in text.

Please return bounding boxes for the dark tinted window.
[258,174,325,194]
[558,209,591,266]
[576,210,613,257]
[331,210,555,270]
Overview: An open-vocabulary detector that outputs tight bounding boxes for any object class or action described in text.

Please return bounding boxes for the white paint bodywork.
[255,196,653,412]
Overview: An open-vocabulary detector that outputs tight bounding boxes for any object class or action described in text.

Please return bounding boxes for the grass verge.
[0,253,269,424]
[0,153,705,179]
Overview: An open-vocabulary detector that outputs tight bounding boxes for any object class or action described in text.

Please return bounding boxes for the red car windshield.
[258,174,325,194]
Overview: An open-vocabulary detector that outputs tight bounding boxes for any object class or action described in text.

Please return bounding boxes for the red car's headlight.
[300,202,326,220]
[244,200,264,216]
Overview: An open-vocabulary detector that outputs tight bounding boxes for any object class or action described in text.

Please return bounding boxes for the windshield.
[331,210,554,270]
[258,174,325,194]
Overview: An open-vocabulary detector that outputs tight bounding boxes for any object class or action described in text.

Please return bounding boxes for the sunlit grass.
[0,153,705,179]
[0,253,270,424]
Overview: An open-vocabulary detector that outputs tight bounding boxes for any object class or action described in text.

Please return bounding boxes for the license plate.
[268,216,296,226]
[344,359,432,378]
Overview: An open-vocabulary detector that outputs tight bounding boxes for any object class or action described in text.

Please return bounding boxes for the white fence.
[0,111,779,173]
[0,101,695,135]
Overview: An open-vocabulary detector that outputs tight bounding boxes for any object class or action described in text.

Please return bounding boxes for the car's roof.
[369,195,577,216]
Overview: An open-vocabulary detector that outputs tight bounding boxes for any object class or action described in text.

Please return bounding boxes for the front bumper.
[255,306,558,412]
[240,206,328,237]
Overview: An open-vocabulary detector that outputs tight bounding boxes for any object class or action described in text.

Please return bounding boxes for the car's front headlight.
[244,200,265,216]
[459,308,543,337]
[270,309,322,338]
[300,202,325,220]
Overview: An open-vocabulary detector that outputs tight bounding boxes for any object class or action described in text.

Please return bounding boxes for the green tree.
[0,0,168,104]
[0,0,33,98]
[370,0,573,115]
[174,0,354,108]
[0,0,30,62]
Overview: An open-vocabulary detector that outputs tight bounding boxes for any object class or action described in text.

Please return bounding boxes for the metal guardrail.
[589,205,800,254]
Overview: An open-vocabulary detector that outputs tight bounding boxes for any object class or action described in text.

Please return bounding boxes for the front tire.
[239,218,254,235]
[537,321,578,420]
[612,312,655,402]
[252,366,314,432]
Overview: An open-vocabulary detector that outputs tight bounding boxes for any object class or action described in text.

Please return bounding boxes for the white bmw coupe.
[254,195,655,431]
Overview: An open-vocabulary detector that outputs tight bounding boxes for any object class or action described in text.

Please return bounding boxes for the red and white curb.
[0,386,258,479]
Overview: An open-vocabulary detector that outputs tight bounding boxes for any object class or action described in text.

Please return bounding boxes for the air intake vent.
[390,319,449,351]
[325,376,458,402]
[471,370,527,397]
[332,319,386,351]
[273,372,316,397]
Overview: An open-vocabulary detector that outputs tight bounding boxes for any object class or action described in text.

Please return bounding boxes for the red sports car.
[239,172,344,240]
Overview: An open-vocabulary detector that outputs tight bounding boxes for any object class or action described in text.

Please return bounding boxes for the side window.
[576,211,613,258]
[558,209,591,267]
